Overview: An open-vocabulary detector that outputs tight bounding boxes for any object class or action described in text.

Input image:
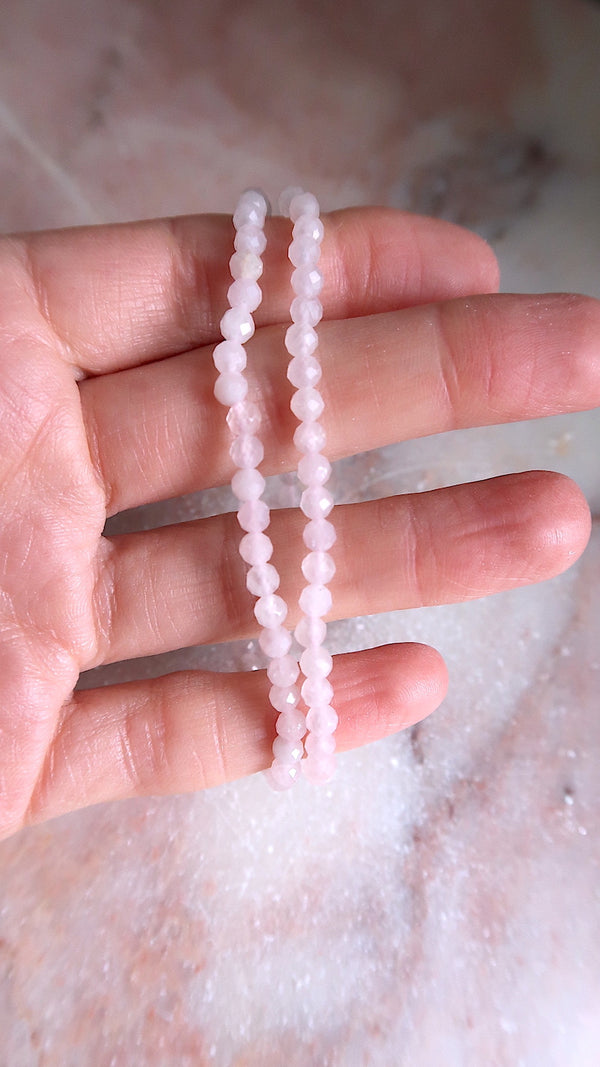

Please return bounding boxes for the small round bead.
[291,267,323,298]
[219,306,255,344]
[227,278,262,312]
[233,192,267,229]
[276,709,307,741]
[255,594,288,628]
[234,224,267,256]
[269,684,300,713]
[229,251,264,282]
[301,675,334,707]
[287,356,322,389]
[299,584,332,617]
[267,655,300,687]
[278,186,305,216]
[288,239,321,268]
[302,519,337,551]
[289,192,320,222]
[213,340,247,374]
[301,551,336,585]
[300,486,334,520]
[302,752,336,784]
[290,387,324,422]
[297,452,331,486]
[293,421,326,454]
[214,372,248,406]
[237,498,270,533]
[290,296,323,326]
[292,215,324,243]
[259,626,292,658]
[246,562,280,596]
[226,400,262,436]
[265,760,301,791]
[272,736,304,764]
[305,731,336,756]
[231,467,266,501]
[300,646,333,678]
[305,705,338,735]
[229,434,264,469]
[285,323,319,358]
[239,532,273,566]
[294,615,327,648]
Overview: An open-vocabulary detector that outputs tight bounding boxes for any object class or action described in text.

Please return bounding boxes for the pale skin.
[0,207,598,842]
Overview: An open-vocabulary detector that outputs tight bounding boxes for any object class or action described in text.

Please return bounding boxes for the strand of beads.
[283,189,338,785]
[213,189,304,792]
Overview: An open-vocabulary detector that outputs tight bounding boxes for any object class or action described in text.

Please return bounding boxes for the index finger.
[6,208,499,376]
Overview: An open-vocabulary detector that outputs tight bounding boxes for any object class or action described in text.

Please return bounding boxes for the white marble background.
[0,1,599,1064]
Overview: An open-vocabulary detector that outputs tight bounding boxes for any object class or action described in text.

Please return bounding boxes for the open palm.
[0,208,597,841]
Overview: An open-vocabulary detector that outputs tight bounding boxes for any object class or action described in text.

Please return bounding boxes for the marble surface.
[0,0,599,1063]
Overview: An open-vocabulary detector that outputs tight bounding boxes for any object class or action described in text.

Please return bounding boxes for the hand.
[0,208,596,839]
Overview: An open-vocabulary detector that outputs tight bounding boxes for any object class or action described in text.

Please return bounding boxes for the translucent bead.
[288,239,321,268]
[290,296,323,326]
[267,655,300,687]
[302,753,336,785]
[213,340,247,374]
[287,356,322,389]
[233,191,267,228]
[272,736,304,764]
[299,584,332,617]
[237,498,270,533]
[305,731,336,756]
[301,551,336,584]
[231,467,266,501]
[229,434,264,469]
[301,675,334,707]
[255,594,288,628]
[292,215,324,244]
[259,626,292,658]
[297,452,331,486]
[285,323,318,358]
[302,519,337,551]
[229,251,263,281]
[239,532,273,566]
[269,684,300,713]
[300,646,333,678]
[289,192,320,222]
[293,421,326,454]
[305,705,338,735]
[300,486,334,520]
[214,372,248,406]
[246,562,280,596]
[227,279,262,312]
[227,400,261,436]
[276,709,307,740]
[278,186,305,216]
[294,615,326,648]
[234,224,267,256]
[265,760,301,791]
[290,387,324,422]
[219,306,255,344]
[291,267,323,298]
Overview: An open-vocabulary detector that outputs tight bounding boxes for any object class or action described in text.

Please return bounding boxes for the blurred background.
[0,1,599,1064]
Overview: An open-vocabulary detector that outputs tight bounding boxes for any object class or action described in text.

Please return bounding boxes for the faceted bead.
[259,626,292,658]
[229,251,263,281]
[234,224,267,256]
[301,675,334,707]
[287,355,322,389]
[226,400,261,436]
[290,387,324,422]
[305,731,336,756]
[269,684,300,713]
[305,704,338,734]
[264,760,301,791]
[227,278,262,312]
[255,594,288,628]
[291,267,323,298]
[300,486,334,520]
[276,709,307,740]
[292,215,324,244]
[294,615,326,648]
[237,498,270,533]
[231,467,266,501]
[285,323,318,358]
[214,372,248,406]
[293,421,326,454]
[299,584,332,617]
[302,752,336,785]
[220,306,255,344]
[302,519,337,551]
[301,550,336,584]
[272,736,304,764]
[290,296,322,326]
[267,655,300,687]
[288,239,321,268]
[233,191,267,229]
[278,185,305,216]
[289,192,320,222]
[297,452,331,486]
[246,562,280,596]
[300,646,333,678]
[229,434,264,469]
[239,532,273,566]
[213,340,247,374]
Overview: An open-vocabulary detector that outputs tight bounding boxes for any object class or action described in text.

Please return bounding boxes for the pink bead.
[301,551,336,584]
[239,532,273,565]
[234,224,267,256]
[259,626,292,658]
[290,387,324,422]
[237,498,270,533]
[300,486,334,520]
[287,356,322,389]
[276,709,307,740]
[227,278,262,312]
[229,251,263,281]
[269,684,300,713]
[302,752,336,784]
[305,731,336,756]
[231,468,265,501]
[288,239,321,268]
[300,646,333,678]
[230,434,264,469]
[305,705,338,734]
[267,655,300,686]
[246,563,280,596]
[302,519,336,551]
[291,267,323,298]
[220,306,255,343]
[297,452,331,486]
[289,192,320,222]
[214,372,248,406]
[213,340,247,374]
[290,297,323,326]
[233,191,267,229]
[299,584,332,617]
[285,323,318,358]
[255,594,288,628]
[264,761,301,791]
[226,401,262,435]
[293,421,326,454]
[292,215,324,243]
[272,736,303,764]
[294,615,326,648]
[301,675,334,707]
